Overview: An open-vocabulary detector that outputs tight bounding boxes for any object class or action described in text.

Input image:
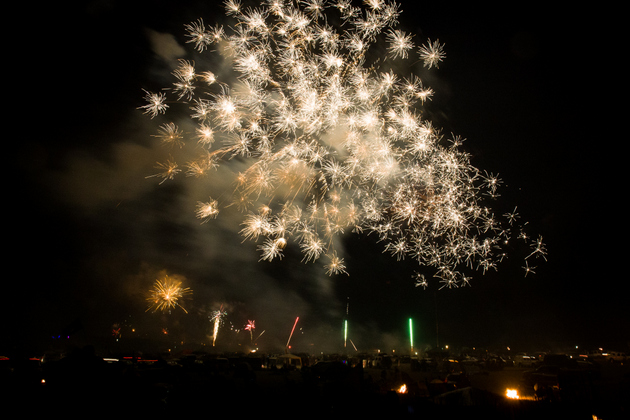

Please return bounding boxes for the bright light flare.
[506,388,520,399]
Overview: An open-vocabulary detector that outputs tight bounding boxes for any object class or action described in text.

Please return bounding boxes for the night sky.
[10,1,625,356]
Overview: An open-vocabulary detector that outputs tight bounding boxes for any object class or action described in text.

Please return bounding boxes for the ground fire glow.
[506,388,519,399]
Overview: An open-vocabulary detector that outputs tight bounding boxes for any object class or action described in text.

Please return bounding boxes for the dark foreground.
[2,349,628,419]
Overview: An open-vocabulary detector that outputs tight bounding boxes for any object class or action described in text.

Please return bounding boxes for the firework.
[141,0,545,288]
[210,305,227,346]
[139,89,168,118]
[409,317,414,353]
[349,339,358,352]
[196,198,220,222]
[254,329,266,342]
[286,316,299,350]
[245,319,256,341]
[146,275,192,314]
[112,325,121,339]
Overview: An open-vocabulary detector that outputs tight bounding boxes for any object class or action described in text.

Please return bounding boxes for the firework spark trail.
[146,275,192,313]
[254,330,266,342]
[210,305,228,346]
[245,319,255,341]
[286,316,299,350]
[141,0,545,288]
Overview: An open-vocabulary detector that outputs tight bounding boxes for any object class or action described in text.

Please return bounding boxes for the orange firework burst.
[146,275,192,314]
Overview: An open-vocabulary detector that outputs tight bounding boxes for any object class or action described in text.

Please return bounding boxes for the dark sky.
[10,1,625,356]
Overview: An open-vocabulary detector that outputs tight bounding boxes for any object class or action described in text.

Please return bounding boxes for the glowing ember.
[397,384,408,394]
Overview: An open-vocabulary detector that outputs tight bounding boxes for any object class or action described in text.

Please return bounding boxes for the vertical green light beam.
[409,318,414,354]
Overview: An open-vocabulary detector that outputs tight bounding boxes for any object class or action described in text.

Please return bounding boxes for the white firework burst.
[140,0,543,288]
